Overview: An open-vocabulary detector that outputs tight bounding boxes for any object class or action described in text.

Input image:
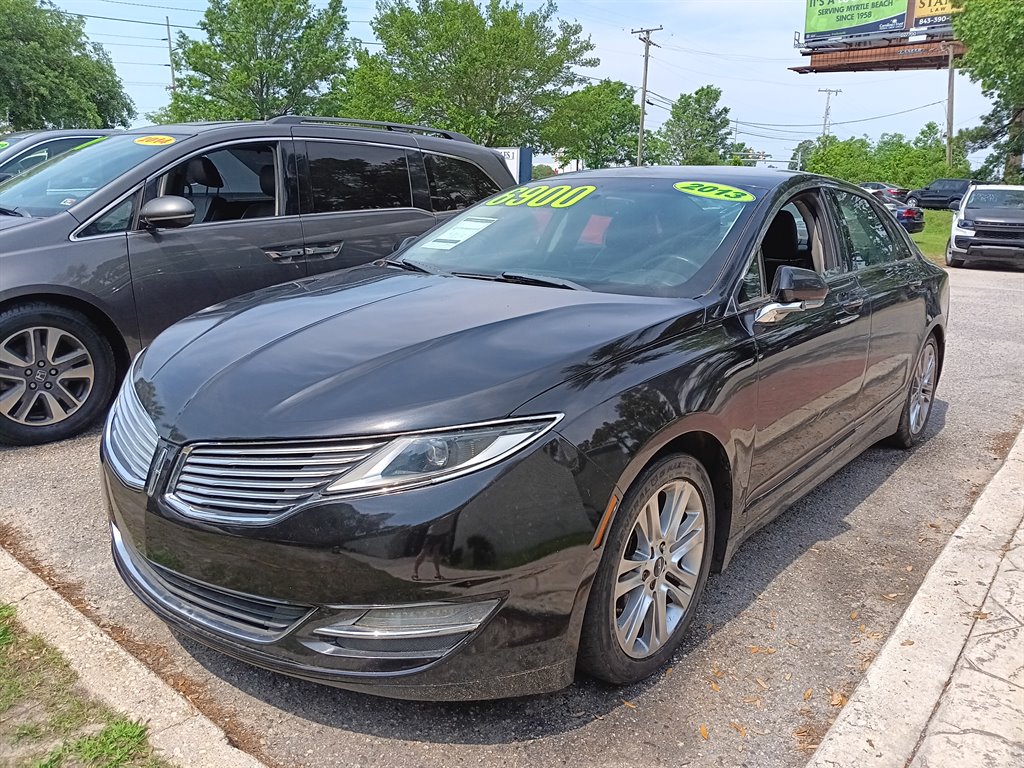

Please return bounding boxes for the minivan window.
[424,153,501,211]
[0,135,182,218]
[159,143,278,223]
[306,142,412,212]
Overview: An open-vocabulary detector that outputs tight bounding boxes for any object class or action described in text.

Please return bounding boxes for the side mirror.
[393,235,418,253]
[948,200,960,211]
[140,195,195,229]
[773,265,828,304]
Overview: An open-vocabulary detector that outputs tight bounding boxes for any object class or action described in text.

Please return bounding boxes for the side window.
[159,143,278,223]
[829,190,898,269]
[738,253,763,303]
[79,193,138,237]
[306,142,412,212]
[424,153,501,211]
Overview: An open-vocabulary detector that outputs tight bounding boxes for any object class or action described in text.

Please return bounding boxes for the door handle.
[908,279,923,291]
[263,247,305,262]
[304,244,342,260]
[840,296,864,314]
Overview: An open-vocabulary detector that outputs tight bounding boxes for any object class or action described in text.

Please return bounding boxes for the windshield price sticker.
[420,216,497,250]
[133,135,176,147]
[486,184,597,209]
[0,141,9,150]
[673,181,756,202]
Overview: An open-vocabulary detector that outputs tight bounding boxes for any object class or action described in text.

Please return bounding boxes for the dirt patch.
[988,428,1019,460]
[0,522,276,767]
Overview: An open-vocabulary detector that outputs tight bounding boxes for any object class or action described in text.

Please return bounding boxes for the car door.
[739,189,871,512]
[295,139,438,276]
[827,188,927,413]
[127,139,307,344]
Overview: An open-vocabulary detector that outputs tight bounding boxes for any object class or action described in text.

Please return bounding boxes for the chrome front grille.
[105,376,159,489]
[167,438,387,522]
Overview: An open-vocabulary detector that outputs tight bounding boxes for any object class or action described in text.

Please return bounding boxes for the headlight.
[957,219,975,229]
[325,415,561,494]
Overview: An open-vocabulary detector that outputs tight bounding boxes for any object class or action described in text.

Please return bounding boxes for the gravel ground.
[1,266,1022,768]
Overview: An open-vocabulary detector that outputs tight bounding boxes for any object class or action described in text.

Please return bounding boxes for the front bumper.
[952,235,1024,264]
[102,433,611,700]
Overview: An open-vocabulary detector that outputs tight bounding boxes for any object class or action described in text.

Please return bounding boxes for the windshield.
[0,134,184,217]
[400,178,754,297]
[965,188,1024,210]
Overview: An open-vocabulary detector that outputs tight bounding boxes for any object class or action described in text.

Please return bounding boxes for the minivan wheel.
[945,240,964,268]
[888,335,939,450]
[0,304,116,445]
[578,454,715,685]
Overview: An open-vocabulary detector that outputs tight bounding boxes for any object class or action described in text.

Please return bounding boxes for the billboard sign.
[911,0,956,31]
[804,0,909,43]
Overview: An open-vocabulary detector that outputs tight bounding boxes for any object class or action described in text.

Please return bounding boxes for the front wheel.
[906,196,919,208]
[0,303,117,445]
[888,335,939,449]
[578,454,715,685]
[945,239,964,268]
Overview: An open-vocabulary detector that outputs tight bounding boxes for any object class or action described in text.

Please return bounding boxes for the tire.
[888,335,940,449]
[945,239,964,268]
[0,303,117,445]
[906,196,919,208]
[578,454,715,685]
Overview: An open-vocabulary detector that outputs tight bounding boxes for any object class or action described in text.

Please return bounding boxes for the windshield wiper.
[376,257,432,274]
[451,270,588,291]
[0,205,25,217]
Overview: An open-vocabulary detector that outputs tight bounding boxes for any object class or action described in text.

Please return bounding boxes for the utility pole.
[165,16,176,92]
[818,88,841,137]
[632,25,662,166]
[945,43,955,166]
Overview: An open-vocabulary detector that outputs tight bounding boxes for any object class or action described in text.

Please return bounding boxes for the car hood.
[964,208,1024,225]
[137,267,703,442]
[0,214,34,232]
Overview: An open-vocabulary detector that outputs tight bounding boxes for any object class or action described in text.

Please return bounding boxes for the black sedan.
[870,190,925,234]
[101,167,948,700]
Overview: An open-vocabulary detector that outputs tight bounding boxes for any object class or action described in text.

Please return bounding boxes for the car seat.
[762,210,813,288]
[184,157,227,222]
[241,165,276,219]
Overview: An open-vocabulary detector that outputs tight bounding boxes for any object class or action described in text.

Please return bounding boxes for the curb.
[0,546,268,768]
[806,428,1024,767]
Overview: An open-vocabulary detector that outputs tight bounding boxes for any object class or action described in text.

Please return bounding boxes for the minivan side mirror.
[139,195,195,229]
[755,266,829,324]
[948,200,960,211]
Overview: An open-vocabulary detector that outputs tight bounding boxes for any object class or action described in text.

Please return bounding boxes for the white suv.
[946,184,1024,268]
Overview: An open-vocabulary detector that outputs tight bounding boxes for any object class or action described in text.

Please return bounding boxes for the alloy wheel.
[0,326,96,425]
[909,342,937,436]
[612,479,706,659]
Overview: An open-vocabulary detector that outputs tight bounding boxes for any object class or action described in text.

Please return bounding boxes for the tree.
[156,0,351,122]
[789,139,815,170]
[539,80,639,168]
[339,0,597,146]
[656,85,731,165]
[0,0,134,130]
[953,0,1023,182]
[532,163,556,179]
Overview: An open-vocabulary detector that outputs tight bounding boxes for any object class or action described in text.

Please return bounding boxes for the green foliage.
[0,0,134,130]
[339,0,598,145]
[804,122,970,187]
[789,139,816,170]
[952,0,1023,182]
[540,80,639,169]
[531,163,556,179]
[656,85,732,166]
[155,0,351,122]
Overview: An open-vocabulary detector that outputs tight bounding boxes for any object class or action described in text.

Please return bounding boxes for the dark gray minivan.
[0,118,515,444]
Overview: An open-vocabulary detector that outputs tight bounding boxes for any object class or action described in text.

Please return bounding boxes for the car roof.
[6,128,120,139]
[547,165,808,190]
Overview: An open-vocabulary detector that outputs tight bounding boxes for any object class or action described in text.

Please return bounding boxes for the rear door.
[422,151,503,222]
[294,139,437,276]
[127,139,306,343]
[827,188,926,412]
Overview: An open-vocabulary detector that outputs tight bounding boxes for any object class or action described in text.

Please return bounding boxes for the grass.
[911,208,954,266]
[0,604,171,768]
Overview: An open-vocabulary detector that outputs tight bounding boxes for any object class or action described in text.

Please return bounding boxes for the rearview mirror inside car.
[139,196,196,230]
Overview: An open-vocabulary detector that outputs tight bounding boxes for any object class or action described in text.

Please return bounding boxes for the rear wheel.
[889,335,939,449]
[945,239,964,268]
[0,304,116,445]
[579,454,715,684]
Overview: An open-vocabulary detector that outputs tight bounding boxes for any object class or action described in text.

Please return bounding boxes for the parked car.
[869,189,925,234]
[0,129,117,182]
[0,118,514,445]
[102,167,948,700]
[946,184,1024,268]
[860,181,909,201]
[906,178,972,209]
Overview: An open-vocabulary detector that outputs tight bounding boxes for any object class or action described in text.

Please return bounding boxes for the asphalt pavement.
[1,265,1022,768]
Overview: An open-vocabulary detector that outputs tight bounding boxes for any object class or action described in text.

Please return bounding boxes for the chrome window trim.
[69,184,144,242]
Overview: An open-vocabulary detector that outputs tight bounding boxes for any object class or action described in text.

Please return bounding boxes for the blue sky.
[51,0,994,167]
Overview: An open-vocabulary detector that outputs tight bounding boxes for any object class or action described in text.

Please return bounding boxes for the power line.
[57,10,202,30]
[738,100,947,130]
[94,0,204,12]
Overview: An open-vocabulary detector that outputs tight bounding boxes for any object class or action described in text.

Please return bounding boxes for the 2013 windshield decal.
[673,181,756,202]
[486,184,597,208]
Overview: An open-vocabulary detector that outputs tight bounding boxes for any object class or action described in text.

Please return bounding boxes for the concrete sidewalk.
[808,430,1024,768]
